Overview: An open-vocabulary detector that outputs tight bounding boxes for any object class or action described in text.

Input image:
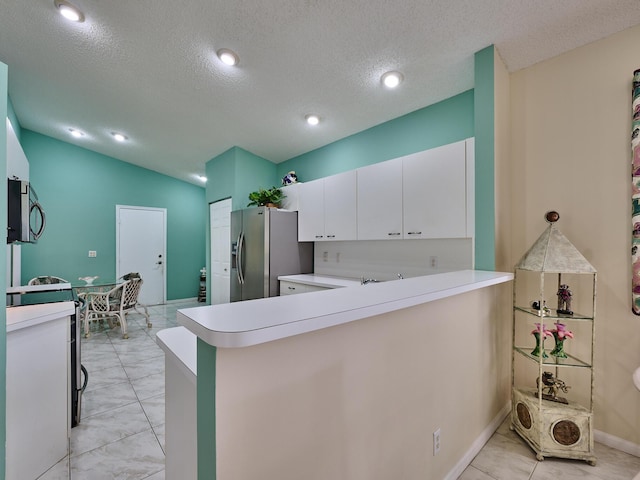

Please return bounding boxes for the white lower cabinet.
[6,314,69,480]
[279,280,332,295]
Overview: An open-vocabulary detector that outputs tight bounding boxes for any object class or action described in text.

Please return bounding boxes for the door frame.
[209,197,232,304]
[115,205,167,305]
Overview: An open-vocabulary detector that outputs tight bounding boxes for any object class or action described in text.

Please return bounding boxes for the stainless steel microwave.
[7,178,46,243]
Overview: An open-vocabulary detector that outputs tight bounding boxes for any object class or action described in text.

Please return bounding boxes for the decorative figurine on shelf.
[550,322,574,358]
[281,171,298,186]
[531,300,551,316]
[531,323,553,358]
[536,371,571,404]
[557,284,574,315]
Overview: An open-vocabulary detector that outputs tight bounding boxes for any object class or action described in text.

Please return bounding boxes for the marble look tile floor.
[37,298,640,480]
[458,418,640,480]
[40,299,199,480]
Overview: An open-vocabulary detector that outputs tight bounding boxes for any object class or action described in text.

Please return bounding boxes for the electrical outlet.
[323,251,328,262]
[430,256,438,269]
[433,428,441,455]
[88,250,97,258]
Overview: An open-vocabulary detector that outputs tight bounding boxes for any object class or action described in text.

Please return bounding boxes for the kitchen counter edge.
[177,269,513,349]
[278,274,361,289]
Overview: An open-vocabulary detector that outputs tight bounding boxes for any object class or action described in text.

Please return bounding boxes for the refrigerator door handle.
[237,231,245,285]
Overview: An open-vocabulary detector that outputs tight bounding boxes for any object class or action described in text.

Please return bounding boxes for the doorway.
[210,198,232,304]
[116,205,166,305]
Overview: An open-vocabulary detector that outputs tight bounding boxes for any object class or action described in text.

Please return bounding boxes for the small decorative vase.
[550,333,568,358]
[531,332,548,358]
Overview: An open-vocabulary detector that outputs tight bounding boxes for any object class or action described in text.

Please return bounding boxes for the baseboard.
[444,402,511,480]
[594,429,640,458]
[165,297,198,305]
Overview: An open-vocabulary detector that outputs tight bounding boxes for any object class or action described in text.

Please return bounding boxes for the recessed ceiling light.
[305,114,320,126]
[381,71,404,89]
[217,49,239,66]
[198,175,207,182]
[68,128,84,138]
[111,132,128,142]
[54,0,85,22]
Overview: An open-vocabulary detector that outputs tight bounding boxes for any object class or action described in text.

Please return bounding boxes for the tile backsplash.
[312,238,473,281]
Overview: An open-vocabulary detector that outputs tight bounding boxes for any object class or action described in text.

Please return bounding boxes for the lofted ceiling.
[1,1,639,186]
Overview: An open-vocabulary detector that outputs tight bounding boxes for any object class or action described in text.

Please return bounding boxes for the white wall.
[5,117,28,287]
[214,282,512,479]
[313,238,473,280]
[508,24,640,448]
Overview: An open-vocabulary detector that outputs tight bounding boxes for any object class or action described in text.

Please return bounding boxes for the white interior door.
[210,198,231,304]
[116,205,166,305]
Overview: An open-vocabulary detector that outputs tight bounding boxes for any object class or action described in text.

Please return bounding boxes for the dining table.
[72,279,123,335]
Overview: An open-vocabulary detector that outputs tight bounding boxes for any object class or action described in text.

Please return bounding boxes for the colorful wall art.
[632,69,640,314]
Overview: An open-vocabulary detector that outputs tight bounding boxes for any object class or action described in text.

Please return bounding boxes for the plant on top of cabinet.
[247,186,286,208]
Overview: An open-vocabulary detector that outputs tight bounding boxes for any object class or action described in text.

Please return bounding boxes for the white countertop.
[278,274,362,288]
[178,270,513,348]
[156,326,197,381]
[6,301,76,333]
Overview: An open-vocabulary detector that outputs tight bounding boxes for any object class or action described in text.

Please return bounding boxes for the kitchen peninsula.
[161,269,513,480]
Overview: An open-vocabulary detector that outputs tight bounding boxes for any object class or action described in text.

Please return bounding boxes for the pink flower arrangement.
[552,322,573,340]
[549,322,574,358]
[531,323,552,337]
[531,323,553,357]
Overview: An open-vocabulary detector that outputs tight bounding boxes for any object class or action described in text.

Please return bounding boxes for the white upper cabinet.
[324,171,357,240]
[402,140,467,239]
[280,183,301,211]
[357,158,403,240]
[298,138,473,242]
[298,178,325,241]
[298,171,357,242]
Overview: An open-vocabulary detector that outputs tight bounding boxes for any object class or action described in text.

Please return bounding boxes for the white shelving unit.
[510,212,597,466]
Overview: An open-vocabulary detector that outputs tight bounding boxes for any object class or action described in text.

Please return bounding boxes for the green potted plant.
[247,186,286,208]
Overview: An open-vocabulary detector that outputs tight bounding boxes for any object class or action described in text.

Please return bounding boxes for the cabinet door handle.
[326,234,336,238]
[315,235,324,239]
[288,286,296,290]
[387,232,401,236]
[407,231,422,235]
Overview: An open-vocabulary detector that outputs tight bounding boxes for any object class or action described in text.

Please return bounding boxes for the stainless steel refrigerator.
[230,207,313,301]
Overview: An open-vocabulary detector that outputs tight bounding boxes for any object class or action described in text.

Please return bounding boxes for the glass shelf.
[514,305,593,321]
[514,346,592,368]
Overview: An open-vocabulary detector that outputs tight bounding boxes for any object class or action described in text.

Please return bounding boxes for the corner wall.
[509,24,640,447]
[214,282,512,479]
[0,61,8,480]
[278,90,474,182]
[20,130,206,300]
[474,46,496,271]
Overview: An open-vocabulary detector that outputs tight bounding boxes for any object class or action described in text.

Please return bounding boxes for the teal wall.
[20,130,206,300]
[205,146,277,209]
[205,147,235,205]
[204,146,277,302]
[234,148,278,210]
[0,62,9,480]
[277,89,474,181]
[474,46,496,270]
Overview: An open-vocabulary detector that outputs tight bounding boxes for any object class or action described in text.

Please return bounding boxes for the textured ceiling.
[1,1,639,185]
